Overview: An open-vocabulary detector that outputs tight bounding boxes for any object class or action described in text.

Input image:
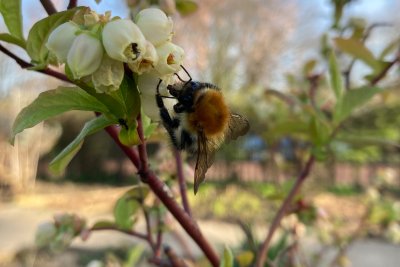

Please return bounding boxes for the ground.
[0,181,399,267]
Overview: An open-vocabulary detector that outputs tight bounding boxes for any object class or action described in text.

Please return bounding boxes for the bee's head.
[167,81,203,112]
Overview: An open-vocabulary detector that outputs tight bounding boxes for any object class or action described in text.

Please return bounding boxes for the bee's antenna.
[180,65,192,82]
[156,79,162,94]
[174,73,186,82]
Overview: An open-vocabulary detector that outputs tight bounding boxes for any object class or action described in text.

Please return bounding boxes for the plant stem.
[0,45,70,83]
[67,0,78,9]
[371,54,400,86]
[40,0,57,15]
[174,149,192,217]
[137,114,149,174]
[90,226,148,240]
[255,155,315,267]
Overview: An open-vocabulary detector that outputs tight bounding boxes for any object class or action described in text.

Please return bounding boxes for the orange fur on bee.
[187,90,230,136]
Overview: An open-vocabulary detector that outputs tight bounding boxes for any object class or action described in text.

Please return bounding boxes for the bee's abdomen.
[188,90,229,136]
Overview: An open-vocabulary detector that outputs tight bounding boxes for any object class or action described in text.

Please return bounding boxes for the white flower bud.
[155,42,184,76]
[136,8,173,47]
[35,222,57,247]
[102,19,146,64]
[139,72,175,121]
[83,10,100,26]
[128,41,159,75]
[92,55,124,93]
[67,33,103,79]
[46,21,80,63]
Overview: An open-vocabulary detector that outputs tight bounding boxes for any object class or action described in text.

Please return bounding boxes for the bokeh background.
[1,0,400,266]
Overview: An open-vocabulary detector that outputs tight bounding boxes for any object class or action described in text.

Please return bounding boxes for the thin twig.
[0,44,70,83]
[137,113,148,175]
[370,54,400,86]
[154,204,164,258]
[143,205,155,249]
[40,0,57,15]
[67,0,78,9]
[165,246,189,267]
[174,149,192,217]
[343,23,393,90]
[307,74,320,111]
[90,226,148,240]
[255,155,315,267]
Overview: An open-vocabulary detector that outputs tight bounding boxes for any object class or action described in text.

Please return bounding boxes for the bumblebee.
[156,67,250,193]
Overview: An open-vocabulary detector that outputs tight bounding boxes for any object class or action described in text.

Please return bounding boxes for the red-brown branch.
[174,149,192,217]
[67,0,78,9]
[255,155,315,267]
[40,0,57,15]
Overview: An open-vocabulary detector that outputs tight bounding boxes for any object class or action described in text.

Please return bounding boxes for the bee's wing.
[193,130,219,194]
[193,113,249,194]
[225,113,250,141]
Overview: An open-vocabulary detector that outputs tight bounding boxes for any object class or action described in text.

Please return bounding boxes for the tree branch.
[67,0,78,9]
[90,226,148,240]
[174,149,192,217]
[255,155,315,267]
[0,44,70,83]
[40,0,57,15]
[370,54,400,86]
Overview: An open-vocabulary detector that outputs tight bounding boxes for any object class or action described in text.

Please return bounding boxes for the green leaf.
[329,50,343,99]
[124,245,145,267]
[118,122,141,146]
[176,0,199,16]
[0,0,24,40]
[0,33,25,48]
[302,59,317,77]
[309,117,331,147]
[219,246,234,267]
[11,86,111,144]
[141,112,158,139]
[26,8,80,64]
[334,37,380,70]
[334,86,381,123]
[114,185,149,230]
[268,232,288,261]
[49,115,114,175]
[91,220,116,230]
[235,251,254,267]
[379,37,400,60]
[111,74,141,125]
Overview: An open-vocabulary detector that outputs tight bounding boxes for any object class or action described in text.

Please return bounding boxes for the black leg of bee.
[156,80,179,128]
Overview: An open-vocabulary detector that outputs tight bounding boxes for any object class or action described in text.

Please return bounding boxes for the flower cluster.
[46,7,184,98]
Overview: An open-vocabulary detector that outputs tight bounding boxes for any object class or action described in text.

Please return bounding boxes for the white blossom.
[139,72,175,121]
[46,22,80,63]
[136,8,173,47]
[155,42,184,76]
[102,19,146,64]
[128,41,159,74]
[67,33,103,79]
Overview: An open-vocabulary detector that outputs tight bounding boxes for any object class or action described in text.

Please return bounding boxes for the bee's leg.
[180,65,192,82]
[173,103,185,113]
[156,80,181,149]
